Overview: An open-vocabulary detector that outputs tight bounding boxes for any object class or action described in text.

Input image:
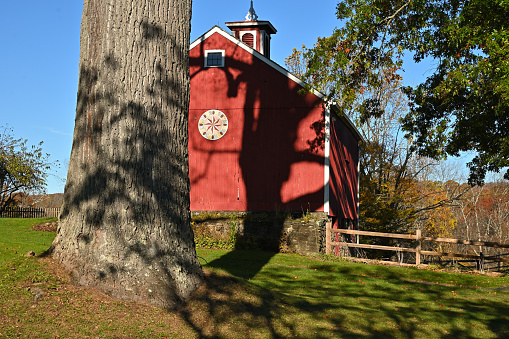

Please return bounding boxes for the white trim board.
[323,104,331,214]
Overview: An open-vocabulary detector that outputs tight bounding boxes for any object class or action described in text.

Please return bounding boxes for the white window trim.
[204,49,225,68]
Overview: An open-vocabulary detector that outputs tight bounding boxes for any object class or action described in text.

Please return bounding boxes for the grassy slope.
[0,218,508,338]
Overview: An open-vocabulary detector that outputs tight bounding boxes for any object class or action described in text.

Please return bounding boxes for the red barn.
[188,6,362,235]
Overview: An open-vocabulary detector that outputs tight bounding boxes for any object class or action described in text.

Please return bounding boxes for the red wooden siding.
[189,31,326,212]
[329,116,359,220]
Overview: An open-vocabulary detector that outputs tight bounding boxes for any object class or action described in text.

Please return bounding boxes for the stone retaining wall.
[191,211,329,254]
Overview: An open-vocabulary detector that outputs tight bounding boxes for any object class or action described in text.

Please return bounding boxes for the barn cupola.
[225,1,277,59]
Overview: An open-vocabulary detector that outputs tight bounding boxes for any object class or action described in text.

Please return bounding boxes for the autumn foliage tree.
[285,12,420,235]
[286,43,462,235]
[455,178,509,254]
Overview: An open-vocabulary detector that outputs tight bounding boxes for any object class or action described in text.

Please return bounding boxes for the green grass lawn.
[0,217,56,260]
[1,218,508,338]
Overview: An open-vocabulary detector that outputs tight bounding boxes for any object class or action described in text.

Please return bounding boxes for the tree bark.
[50,0,203,309]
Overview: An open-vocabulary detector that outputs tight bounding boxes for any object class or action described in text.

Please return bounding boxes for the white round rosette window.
[198,110,228,140]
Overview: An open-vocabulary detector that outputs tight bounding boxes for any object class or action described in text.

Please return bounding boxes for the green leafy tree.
[0,126,53,214]
[312,0,509,185]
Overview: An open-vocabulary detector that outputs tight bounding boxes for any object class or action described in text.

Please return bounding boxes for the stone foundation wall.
[191,211,329,255]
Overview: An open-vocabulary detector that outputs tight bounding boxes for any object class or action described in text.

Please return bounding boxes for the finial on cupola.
[227,1,276,57]
[245,1,258,21]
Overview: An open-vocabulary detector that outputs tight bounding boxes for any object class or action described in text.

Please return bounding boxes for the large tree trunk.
[50,0,203,309]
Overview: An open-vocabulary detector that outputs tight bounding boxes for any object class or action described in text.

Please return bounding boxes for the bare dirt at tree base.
[32,221,58,232]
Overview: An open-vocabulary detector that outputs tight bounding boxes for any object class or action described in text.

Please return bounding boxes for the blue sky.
[0,1,438,194]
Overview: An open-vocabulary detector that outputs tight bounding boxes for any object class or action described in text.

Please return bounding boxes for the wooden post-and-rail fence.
[325,222,509,267]
[0,207,61,218]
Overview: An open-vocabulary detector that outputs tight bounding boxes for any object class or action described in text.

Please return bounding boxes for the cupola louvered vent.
[242,33,254,48]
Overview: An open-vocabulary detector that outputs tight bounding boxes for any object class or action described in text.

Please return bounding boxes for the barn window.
[204,50,225,67]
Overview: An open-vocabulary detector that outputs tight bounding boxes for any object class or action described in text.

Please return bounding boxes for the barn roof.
[190,26,364,143]
[225,21,277,35]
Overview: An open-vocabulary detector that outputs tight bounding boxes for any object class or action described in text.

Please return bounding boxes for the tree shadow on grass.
[203,249,276,280]
[178,252,509,338]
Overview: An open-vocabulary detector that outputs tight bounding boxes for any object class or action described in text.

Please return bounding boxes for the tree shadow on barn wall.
[189,38,327,279]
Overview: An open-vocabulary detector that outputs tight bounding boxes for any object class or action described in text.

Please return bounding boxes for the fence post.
[479,252,484,272]
[415,229,421,266]
[325,221,332,255]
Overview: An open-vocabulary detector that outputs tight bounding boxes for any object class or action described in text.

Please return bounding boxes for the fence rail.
[325,222,509,267]
[0,207,60,218]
